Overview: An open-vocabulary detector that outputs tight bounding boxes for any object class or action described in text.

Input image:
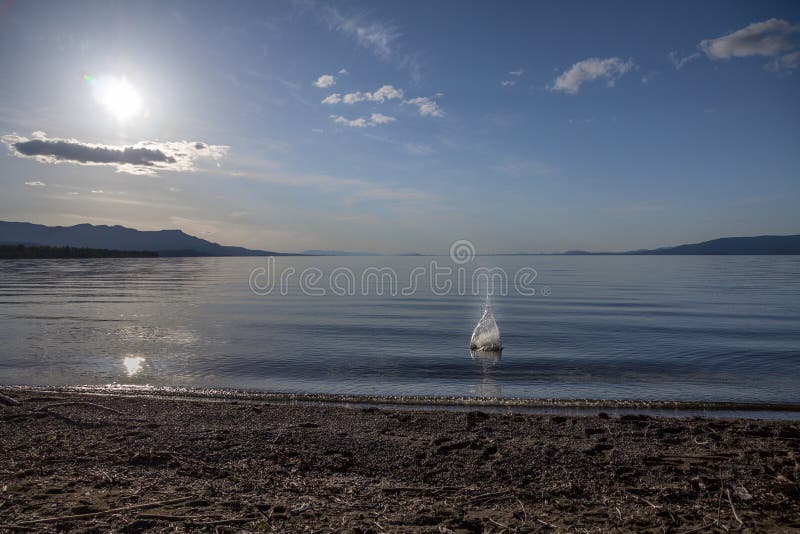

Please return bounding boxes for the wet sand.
[1,388,798,532]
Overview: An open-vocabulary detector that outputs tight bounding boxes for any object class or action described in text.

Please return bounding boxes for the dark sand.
[0,389,798,532]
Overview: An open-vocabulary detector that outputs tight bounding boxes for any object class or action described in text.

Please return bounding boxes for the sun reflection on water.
[123,356,145,377]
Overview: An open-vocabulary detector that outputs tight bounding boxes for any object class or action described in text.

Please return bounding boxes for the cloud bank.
[3,133,228,175]
[551,57,636,94]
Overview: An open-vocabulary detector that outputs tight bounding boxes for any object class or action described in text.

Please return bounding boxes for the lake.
[0,255,798,404]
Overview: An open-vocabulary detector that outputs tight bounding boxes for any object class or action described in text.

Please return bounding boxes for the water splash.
[470,299,502,351]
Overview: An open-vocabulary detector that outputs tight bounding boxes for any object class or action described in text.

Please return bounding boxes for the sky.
[1,0,799,254]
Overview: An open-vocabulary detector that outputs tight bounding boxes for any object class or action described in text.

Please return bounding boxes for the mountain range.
[1,221,798,256]
[621,235,800,255]
[0,221,281,257]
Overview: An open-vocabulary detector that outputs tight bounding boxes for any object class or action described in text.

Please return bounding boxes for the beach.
[0,388,798,532]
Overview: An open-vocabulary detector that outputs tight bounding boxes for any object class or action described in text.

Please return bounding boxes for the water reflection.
[123,356,145,377]
[470,349,502,397]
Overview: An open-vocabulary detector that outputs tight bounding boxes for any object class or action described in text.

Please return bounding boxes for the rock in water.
[470,304,502,351]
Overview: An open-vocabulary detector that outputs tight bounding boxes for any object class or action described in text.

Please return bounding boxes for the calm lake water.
[1,256,799,404]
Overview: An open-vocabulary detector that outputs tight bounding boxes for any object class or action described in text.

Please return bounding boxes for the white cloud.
[700,19,799,60]
[24,180,46,187]
[320,6,399,60]
[3,132,228,175]
[339,84,405,104]
[331,116,367,128]
[321,84,443,118]
[369,113,395,125]
[765,50,800,72]
[314,4,421,80]
[404,96,444,117]
[330,113,396,128]
[550,57,636,94]
[668,51,701,69]
[500,80,516,87]
[313,74,336,88]
[509,68,524,76]
[338,68,349,75]
[321,93,342,104]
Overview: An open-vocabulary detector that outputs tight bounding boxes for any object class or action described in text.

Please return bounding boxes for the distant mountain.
[0,221,285,257]
[490,235,800,255]
[0,244,158,259]
[623,235,800,255]
[301,250,382,256]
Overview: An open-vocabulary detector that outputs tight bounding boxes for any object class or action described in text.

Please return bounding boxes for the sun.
[89,75,143,122]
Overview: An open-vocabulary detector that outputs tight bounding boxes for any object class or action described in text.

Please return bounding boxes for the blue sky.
[1,0,798,253]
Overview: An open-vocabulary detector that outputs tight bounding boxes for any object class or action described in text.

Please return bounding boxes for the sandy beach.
[1,388,798,532]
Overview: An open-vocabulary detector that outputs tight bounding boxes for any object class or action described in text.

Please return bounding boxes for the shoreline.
[3,384,800,419]
[1,387,799,531]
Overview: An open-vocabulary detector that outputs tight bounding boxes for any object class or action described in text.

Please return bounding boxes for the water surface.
[1,256,798,404]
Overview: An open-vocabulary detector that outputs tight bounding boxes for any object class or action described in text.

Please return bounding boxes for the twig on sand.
[515,496,528,523]
[0,525,38,532]
[726,489,743,526]
[189,516,259,526]
[40,402,125,415]
[0,393,20,406]
[137,513,221,521]
[469,490,513,504]
[536,518,557,529]
[16,496,194,525]
[381,485,463,494]
[681,522,714,534]
[625,491,661,510]
[488,518,509,531]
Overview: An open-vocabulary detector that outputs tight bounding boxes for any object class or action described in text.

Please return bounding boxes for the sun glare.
[91,75,143,122]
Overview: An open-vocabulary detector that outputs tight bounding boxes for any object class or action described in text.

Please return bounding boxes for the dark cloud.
[13,138,176,166]
[2,133,228,175]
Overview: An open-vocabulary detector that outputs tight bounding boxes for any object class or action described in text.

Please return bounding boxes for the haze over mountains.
[1,221,799,256]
